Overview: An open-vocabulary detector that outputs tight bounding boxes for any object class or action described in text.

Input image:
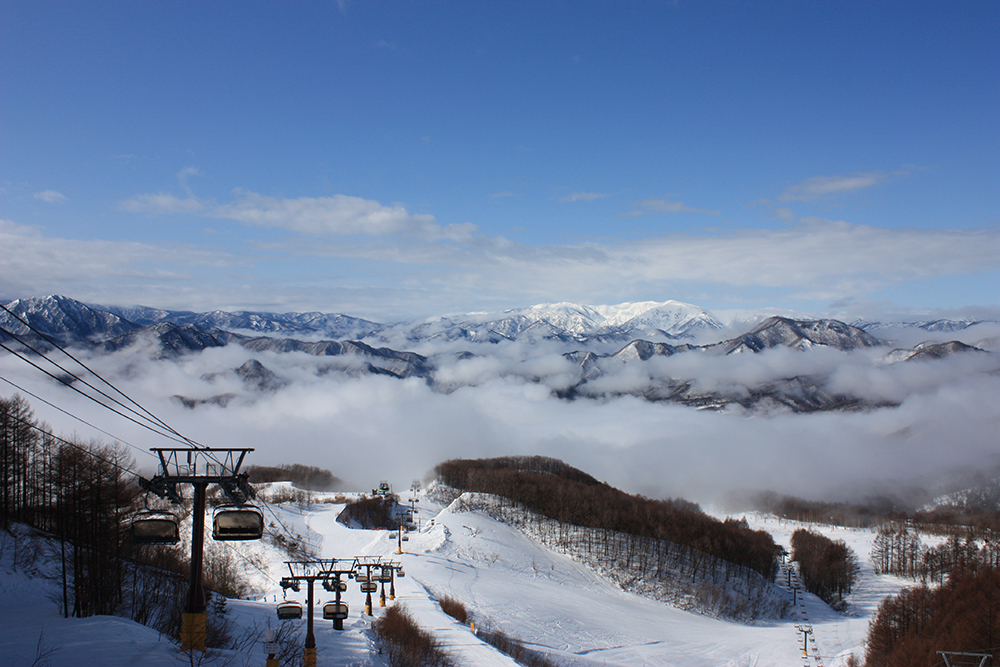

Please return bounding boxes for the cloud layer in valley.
[3,324,997,507]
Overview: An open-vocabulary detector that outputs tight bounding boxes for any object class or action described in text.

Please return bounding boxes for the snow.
[1,491,916,667]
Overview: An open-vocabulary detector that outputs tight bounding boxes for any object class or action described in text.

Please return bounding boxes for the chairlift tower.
[138,448,257,653]
[939,652,991,667]
[353,555,384,615]
[279,560,337,667]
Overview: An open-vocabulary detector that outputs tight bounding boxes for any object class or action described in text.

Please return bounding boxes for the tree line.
[247,463,344,491]
[865,564,1000,666]
[749,489,1000,533]
[434,457,781,583]
[790,528,859,608]
[872,521,1000,586]
[0,393,251,644]
[452,492,788,621]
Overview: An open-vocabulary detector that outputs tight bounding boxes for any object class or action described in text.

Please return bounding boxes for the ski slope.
[1,486,911,666]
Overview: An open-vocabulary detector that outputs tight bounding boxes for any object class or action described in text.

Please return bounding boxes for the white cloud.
[558,192,614,202]
[5,206,999,321]
[6,331,999,505]
[119,188,480,242]
[628,198,721,216]
[33,190,67,203]
[119,193,206,214]
[778,170,907,202]
[214,191,481,241]
[0,218,235,306]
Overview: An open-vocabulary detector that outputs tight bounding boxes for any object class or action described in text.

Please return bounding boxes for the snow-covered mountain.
[375,300,725,345]
[720,317,882,354]
[3,295,997,414]
[0,295,141,346]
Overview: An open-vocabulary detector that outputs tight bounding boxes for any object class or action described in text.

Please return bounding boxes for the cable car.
[131,510,180,545]
[277,600,303,620]
[323,602,349,620]
[212,504,264,541]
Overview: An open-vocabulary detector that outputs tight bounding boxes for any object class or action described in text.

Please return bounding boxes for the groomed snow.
[1,486,914,666]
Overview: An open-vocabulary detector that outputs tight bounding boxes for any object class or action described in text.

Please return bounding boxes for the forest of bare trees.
[435,456,787,620]
[435,456,780,581]
[0,393,250,644]
[865,564,1000,667]
[247,463,344,491]
[790,528,859,609]
[870,522,1000,586]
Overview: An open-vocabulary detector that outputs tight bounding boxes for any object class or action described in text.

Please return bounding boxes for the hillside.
[2,481,899,666]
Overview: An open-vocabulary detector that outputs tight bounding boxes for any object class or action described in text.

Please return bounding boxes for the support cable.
[0,342,200,448]
[1,375,158,463]
[0,323,207,448]
[1,304,204,443]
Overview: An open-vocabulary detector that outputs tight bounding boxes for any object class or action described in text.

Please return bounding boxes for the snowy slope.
[2,489,913,667]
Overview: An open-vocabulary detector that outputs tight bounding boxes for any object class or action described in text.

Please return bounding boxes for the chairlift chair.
[131,510,180,546]
[323,602,349,620]
[212,504,264,541]
[277,600,303,620]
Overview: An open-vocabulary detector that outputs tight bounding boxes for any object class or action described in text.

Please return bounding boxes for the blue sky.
[2,0,998,321]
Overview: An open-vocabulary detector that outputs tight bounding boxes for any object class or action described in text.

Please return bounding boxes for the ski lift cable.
[11,410,289,565]
[7,410,147,482]
[0,323,206,448]
[256,497,316,556]
[0,305,210,449]
[0,319,243,473]
[216,540,280,586]
[0,375,159,462]
[0,343,202,448]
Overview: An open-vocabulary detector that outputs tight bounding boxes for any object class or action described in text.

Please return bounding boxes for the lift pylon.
[139,447,257,653]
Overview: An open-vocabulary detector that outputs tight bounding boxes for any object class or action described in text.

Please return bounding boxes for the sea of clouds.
[2,321,998,506]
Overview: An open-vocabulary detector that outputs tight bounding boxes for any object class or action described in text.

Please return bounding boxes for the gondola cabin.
[277,601,303,620]
[212,505,264,541]
[131,510,180,545]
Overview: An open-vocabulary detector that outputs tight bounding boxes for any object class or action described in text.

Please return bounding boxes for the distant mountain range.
[2,295,996,413]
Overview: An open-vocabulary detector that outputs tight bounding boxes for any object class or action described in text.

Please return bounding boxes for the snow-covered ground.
[1,487,915,666]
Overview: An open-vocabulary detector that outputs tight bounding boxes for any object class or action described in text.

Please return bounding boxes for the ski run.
[2,482,919,667]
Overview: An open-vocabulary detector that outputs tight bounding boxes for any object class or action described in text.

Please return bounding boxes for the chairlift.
[323,602,349,620]
[322,579,349,593]
[277,600,303,620]
[396,569,405,578]
[212,504,264,541]
[131,510,180,545]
